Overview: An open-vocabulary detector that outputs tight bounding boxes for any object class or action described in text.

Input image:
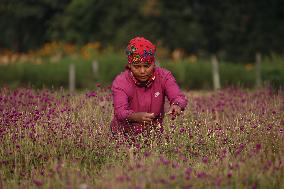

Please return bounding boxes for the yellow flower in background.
[37,42,62,57]
[63,44,76,55]
[188,54,197,64]
[80,42,101,60]
[0,50,26,65]
[0,41,104,64]
[244,63,254,71]
[0,55,9,65]
[0,50,12,65]
[172,48,184,63]
[18,54,29,63]
[33,57,43,65]
[81,49,90,60]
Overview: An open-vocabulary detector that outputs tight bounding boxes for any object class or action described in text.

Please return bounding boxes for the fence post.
[92,60,99,78]
[211,54,221,90]
[69,63,75,93]
[255,52,262,88]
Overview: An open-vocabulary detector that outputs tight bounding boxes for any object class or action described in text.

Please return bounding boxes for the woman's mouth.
[139,76,148,80]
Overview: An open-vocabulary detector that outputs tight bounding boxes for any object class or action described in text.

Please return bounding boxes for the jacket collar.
[128,69,156,88]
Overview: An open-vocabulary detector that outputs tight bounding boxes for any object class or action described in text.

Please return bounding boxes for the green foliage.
[219,62,255,88]
[1,0,284,60]
[96,52,126,85]
[262,63,284,89]
[0,54,283,90]
[0,60,78,89]
[0,0,70,51]
[162,60,212,90]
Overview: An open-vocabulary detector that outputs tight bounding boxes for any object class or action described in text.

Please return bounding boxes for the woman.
[111,36,188,136]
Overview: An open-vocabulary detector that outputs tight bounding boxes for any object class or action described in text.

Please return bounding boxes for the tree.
[0,0,70,51]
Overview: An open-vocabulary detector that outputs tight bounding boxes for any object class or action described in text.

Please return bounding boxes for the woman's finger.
[144,117,153,122]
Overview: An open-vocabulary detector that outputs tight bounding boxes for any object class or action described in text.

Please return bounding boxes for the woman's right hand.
[127,112,155,124]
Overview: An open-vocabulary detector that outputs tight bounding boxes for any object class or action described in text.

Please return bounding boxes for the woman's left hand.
[167,104,182,117]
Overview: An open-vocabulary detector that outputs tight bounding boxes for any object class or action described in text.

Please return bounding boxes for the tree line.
[1,0,284,61]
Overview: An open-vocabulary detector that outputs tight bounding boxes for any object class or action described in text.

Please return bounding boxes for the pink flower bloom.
[185,167,192,176]
[169,174,176,180]
[33,179,43,187]
[251,183,257,189]
[197,171,207,178]
[202,156,208,164]
[144,151,151,157]
[160,156,170,166]
[85,91,97,98]
[227,171,232,178]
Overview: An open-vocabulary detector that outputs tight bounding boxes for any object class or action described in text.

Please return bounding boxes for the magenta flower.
[116,174,131,182]
[33,179,43,187]
[215,176,222,187]
[179,127,185,134]
[235,143,245,156]
[197,171,207,178]
[184,175,191,180]
[266,124,273,131]
[251,183,257,189]
[185,167,192,176]
[227,171,232,178]
[255,143,261,150]
[202,156,208,164]
[160,156,170,166]
[169,174,176,180]
[144,151,151,157]
[172,161,179,169]
[85,91,97,98]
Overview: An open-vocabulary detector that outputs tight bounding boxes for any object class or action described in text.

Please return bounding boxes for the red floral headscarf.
[126,37,156,65]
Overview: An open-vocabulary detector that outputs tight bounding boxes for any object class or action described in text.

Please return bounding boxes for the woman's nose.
[140,67,146,74]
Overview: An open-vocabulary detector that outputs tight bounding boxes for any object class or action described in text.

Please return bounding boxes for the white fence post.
[69,63,75,93]
[255,52,262,88]
[211,54,221,90]
[92,60,99,78]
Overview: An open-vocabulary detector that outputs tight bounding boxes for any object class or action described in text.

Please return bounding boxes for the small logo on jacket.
[154,92,160,97]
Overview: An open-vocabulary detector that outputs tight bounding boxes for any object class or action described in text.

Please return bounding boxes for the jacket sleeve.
[164,71,188,110]
[111,78,134,121]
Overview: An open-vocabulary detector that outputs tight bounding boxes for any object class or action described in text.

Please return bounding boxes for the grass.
[0,52,284,90]
[0,87,283,188]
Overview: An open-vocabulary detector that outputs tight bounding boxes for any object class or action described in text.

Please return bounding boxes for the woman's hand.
[167,104,182,119]
[127,112,155,124]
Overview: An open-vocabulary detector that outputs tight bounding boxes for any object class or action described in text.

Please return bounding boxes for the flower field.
[0,87,283,189]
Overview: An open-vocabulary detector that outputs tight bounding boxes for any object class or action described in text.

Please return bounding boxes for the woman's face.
[129,63,155,82]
